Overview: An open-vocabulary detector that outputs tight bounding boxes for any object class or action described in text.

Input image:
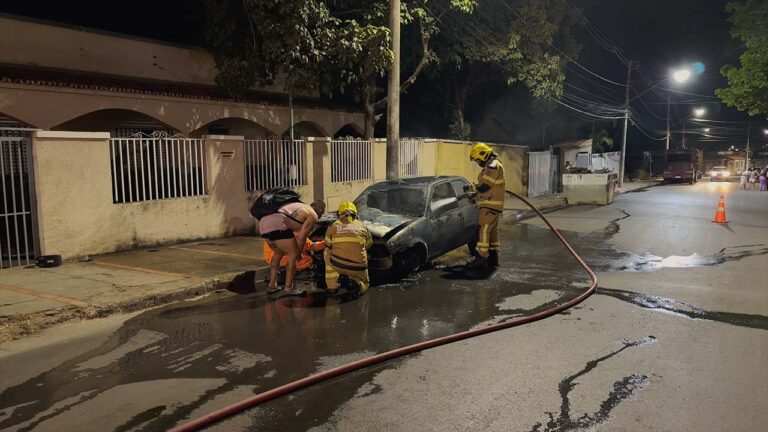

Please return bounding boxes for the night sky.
[1,0,764,155]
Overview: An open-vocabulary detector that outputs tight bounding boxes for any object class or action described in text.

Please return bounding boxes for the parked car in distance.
[709,166,731,182]
[315,176,479,274]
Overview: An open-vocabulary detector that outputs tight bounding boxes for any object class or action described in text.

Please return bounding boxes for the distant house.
[552,139,592,171]
[0,14,364,138]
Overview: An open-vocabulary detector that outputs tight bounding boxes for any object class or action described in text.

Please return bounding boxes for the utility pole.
[386,0,400,180]
[746,121,751,169]
[665,93,671,151]
[619,61,633,187]
[681,118,686,149]
[289,92,294,142]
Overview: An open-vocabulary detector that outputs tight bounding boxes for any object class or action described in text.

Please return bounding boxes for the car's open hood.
[317,209,415,238]
[358,208,415,238]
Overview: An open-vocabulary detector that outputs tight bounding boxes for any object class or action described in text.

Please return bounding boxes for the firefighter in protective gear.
[324,201,373,294]
[468,142,505,268]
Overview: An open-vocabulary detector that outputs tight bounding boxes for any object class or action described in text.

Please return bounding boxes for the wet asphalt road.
[1,181,766,431]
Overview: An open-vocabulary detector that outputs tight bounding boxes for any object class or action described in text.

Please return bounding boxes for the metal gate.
[528,150,552,197]
[1,129,37,269]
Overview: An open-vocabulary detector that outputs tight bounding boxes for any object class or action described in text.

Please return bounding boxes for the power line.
[550,97,626,120]
[658,87,720,99]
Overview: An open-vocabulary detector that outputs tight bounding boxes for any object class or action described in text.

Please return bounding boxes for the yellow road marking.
[92,261,202,279]
[0,283,89,307]
[168,246,259,260]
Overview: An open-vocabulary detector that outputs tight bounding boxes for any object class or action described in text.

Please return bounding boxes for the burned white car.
[317,176,479,273]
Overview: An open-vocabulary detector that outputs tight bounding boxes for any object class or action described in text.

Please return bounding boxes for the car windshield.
[355,185,427,218]
[667,154,692,163]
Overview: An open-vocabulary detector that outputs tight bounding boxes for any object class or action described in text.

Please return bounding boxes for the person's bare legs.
[267,241,284,292]
[273,237,299,292]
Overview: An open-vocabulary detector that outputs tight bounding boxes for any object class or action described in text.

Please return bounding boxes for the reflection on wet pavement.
[597,287,768,330]
[0,224,590,431]
[0,214,765,431]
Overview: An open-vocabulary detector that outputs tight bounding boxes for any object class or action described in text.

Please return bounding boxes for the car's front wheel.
[393,244,427,275]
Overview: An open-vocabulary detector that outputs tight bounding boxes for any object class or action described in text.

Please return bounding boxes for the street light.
[681,107,707,148]
[666,68,697,150]
[672,68,692,83]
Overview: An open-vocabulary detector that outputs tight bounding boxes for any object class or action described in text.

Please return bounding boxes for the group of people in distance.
[740,167,767,191]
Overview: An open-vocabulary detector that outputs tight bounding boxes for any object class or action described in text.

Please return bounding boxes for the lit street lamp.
[681,107,707,148]
[672,68,692,83]
[666,67,697,150]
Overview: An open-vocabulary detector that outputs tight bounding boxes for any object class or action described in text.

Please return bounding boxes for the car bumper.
[368,240,394,270]
[369,256,394,270]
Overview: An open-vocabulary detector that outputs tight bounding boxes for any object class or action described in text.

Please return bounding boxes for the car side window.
[430,182,459,215]
[450,179,474,206]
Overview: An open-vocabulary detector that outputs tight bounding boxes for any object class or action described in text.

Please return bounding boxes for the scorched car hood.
[357,208,415,238]
[317,208,417,239]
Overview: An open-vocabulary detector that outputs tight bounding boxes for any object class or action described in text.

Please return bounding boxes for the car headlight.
[723,171,730,177]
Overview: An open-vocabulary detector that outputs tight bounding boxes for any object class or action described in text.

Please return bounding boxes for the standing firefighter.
[468,143,505,269]
[324,201,373,294]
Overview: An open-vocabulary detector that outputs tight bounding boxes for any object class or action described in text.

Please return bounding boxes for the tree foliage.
[202,0,575,138]
[429,0,581,139]
[716,0,768,117]
[204,0,340,96]
[591,127,614,153]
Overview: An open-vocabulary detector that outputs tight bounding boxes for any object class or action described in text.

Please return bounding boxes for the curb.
[0,266,271,344]
[615,181,661,195]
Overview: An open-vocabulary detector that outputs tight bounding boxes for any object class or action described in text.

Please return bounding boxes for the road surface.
[1,181,766,431]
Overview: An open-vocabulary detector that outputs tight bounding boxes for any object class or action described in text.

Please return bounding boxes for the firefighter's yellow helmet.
[337,201,358,220]
[470,143,494,163]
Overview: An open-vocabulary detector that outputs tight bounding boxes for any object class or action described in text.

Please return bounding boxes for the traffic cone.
[712,195,728,224]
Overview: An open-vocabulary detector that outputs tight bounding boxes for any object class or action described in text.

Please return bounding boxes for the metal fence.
[244,140,307,191]
[528,150,553,197]
[1,129,36,269]
[331,139,372,183]
[591,151,621,173]
[399,139,421,177]
[109,134,206,204]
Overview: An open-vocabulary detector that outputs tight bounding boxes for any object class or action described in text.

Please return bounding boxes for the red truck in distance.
[663,149,702,184]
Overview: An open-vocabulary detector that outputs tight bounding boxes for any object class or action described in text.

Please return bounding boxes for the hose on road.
[170,189,597,432]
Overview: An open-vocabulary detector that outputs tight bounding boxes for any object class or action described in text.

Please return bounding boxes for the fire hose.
[170,189,597,432]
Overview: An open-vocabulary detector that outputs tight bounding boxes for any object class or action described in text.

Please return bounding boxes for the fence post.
[203,135,251,233]
[306,136,331,202]
[30,131,112,258]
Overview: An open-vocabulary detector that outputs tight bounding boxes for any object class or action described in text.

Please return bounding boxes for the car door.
[450,178,479,246]
[427,181,463,257]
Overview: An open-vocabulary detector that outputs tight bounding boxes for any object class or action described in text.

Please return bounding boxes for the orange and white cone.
[712,195,729,224]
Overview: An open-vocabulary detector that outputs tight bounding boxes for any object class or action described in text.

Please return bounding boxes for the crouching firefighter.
[468,143,505,269]
[324,201,373,295]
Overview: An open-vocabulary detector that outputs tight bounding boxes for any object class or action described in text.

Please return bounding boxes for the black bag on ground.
[250,187,301,219]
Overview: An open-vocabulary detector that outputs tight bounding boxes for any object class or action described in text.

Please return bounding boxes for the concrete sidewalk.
[0,236,270,343]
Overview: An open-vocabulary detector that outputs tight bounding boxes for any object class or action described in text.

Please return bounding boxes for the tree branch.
[372,17,432,111]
